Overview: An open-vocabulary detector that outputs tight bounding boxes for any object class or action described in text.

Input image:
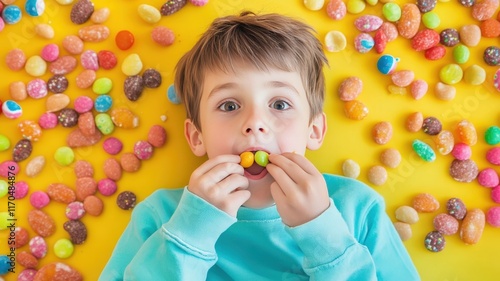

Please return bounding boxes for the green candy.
[0,134,10,151]
[439,64,463,85]
[346,0,366,14]
[95,113,115,135]
[485,126,500,145]
[54,238,74,259]
[92,77,113,95]
[0,180,8,198]
[254,150,269,167]
[0,212,9,230]
[382,3,401,22]
[422,12,440,29]
[453,45,470,64]
[412,140,436,162]
[54,146,75,166]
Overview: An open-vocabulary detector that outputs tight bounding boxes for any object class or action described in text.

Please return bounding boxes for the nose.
[242,107,269,135]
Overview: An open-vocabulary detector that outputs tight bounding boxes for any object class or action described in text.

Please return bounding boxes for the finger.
[269,181,286,204]
[268,154,307,184]
[191,155,242,179]
[216,174,249,195]
[266,162,296,197]
[271,153,318,175]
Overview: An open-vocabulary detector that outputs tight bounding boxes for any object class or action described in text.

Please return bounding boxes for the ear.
[307,112,327,150]
[184,119,206,156]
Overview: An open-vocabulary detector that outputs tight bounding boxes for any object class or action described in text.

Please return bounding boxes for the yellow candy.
[111,108,139,129]
[18,120,42,141]
[325,30,347,52]
[121,53,143,76]
[138,4,161,24]
[240,151,254,168]
[25,55,47,77]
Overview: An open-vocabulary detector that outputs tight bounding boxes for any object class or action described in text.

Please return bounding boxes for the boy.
[100,12,420,280]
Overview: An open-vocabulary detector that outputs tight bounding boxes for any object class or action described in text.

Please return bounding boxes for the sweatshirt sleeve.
[285,198,420,281]
[99,188,236,281]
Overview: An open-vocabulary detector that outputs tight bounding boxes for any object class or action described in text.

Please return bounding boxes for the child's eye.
[218,101,240,112]
[271,100,290,110]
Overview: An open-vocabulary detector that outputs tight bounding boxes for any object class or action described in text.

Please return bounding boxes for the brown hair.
[174,11,328,130]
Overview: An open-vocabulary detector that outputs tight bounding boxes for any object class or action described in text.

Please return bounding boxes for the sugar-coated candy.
[344,100,369,120]
[63,220,87,245]
[338,76,362,101]
[47,75,69,93]
[14,181,29,199]
[95,113,115,135]
[460,208,485,244]
[25,155,45,178]
[98,50,117,70]
[2,5,22,24]
[412,139,435,162]
[382,3,401,22]
[17,251,38,269]
[485,126,500,145]
[0,180,8,198]
[421,11,440,29]
[416,0,437,12]
[483,46,500,66]
[486,147,500,165]
[70,0,94,24]
[342,159,360,178]
[394,222,412,241]
[6,48,27,72]
[35,23,55,39]
[121,54,143,75]
[374,29,387,53]
[395,205,419,224]
[78,24,110,42]
[0,161,20,178]
[39,112,58,129]
[74,95,94,113]
[78,112,96,136]
[115,30,135,50]
[29,236,48,258]
[376,54,399,75]
[111,108,139,129]
[424,231,445,252]
[103,158,122,182]
[424,45,446,60]
[92,77,113,94]
[75,177,97,201]
[354,15,382,32]
[138,4,161,23]
[413,193,439,213]
[19,269,37,280]
[0,135,10,151]
[240,151,254,168]
[255,151,269,167]
[433,213,459,235]
[47,183,76,204]
[124,75,145,101]
[76,69,96,89]
[34,262,83,281]
[83,195,104,216]
[46,93,70,113]
[391,70,414,87]
[480,18,500,37]
[326,0,346,20]
[148,125,167,147]
[9,81,27,101]
[440,28,460,47]
[58,108,79,127]
[367,165,387,186]
[422,116,441,135]
[324,30,347,52]
[472,0,498,21]
[463,64,486,85]
[41,43,59,62]
[103,137,123,155]
[54,238,74,259]
[13,139,32,162]
[432,130,454,155]
[143,68,162,88]
[25,0,45,16]
[30,190,50,209]
[117,191,137,210]
[160,0,187,15]
[486,207,500,227]
[74,160,94,178]
[26,78,47,99]
[18,120,42,141]
[134,141,154,160]
[453,45,470,64]
[409,80,428,100]
[380,22,398,42]
[411,29,439,51]
[121,153,141,172]
[380,148,401,168]
[54,146,75,166]
[346,0,365,14]
[91,7,110,23]
[62,35,84,55]
[28,209,56,237]
[67,127,102,148]
[190,0,209,6]
[94,95,113,112]
[397,4,420,39]
[0,17,3,32]
[14,227,30,249]
[459,24,481,47]
[439,64,463,85]
[455,119,477,146]
[449,159,478,182]
[354,33,374,53]
[446,198,467,220]
[151,26,176,46]
[25,55,47,77]
[477,168,499,188]
[66,201,85,220]
[98,177,118,196]
[167,83,181,104]
[372,121,392,144]
[80,50,99,70]
[304,0,325,10]
[49,55,78,75]
[387,85,406,95]
[458,0,475,7]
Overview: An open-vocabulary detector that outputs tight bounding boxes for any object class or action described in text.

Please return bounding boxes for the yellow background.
[1,0,499,280]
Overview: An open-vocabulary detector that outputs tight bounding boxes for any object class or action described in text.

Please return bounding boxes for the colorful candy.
[397,4,420,39]
[134,140,154,160]
[25,0,45,16]
[94,95,113,112]
[115,30,135,50]
[324,30,347,52]
[460,208,485,244]
[367,165,387,186]
[446,198,467,220]
[485,126,500,145]
[412,139,436,162]
[2,5,22,24]
[424,231,445,252]
[102,137,123,155]
[151,26,176,46]
[70,0,94,24]
[449,159,478,182]
[124,75,145,101]
[53,238,74,259]
[138,4,161,23]
[338,76,363,101]
[376,54,399,74]
[54,146,75,166]
[372,121,393,144]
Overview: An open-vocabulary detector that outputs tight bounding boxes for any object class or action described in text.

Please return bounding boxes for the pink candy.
[5,48,26,71]
[66,201,86,220]
[29,236,47,258]
[27,78,48,99]
[80,50,99,70]
[41,43,60,62]
[486,147,500,165]
[451,143,472,160]
[189,0,209,6]
[97,178,117,196]
[14,181,29,199]
[30,191,50,209]
[38,112,59,129]
[74,96,94,113]
[326,0,346,20]
[134,140,153,160]
[492,186,500,203]
[477,168,499,188]
[354,15,383,32]
[0,160,20,177]
[486,206,500,227]
[102,137,123,155]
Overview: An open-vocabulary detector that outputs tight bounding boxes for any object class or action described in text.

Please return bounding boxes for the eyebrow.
[208,80,300,98]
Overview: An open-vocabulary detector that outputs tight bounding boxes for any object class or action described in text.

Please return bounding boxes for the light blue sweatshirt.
[100,174,420,280]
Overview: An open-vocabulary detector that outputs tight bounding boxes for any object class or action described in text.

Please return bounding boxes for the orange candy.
[344,100,369,120]
[480,18,500,38]
[455,119,477,146]
[115,30,135,50]
[412,193,440,213]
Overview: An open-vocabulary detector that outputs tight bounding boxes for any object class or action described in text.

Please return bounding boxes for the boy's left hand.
[266,153,330,227]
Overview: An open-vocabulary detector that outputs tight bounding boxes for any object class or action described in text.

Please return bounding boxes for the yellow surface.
[1,0,500,280]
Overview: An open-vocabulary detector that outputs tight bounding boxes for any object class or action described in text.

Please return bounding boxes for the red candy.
[115,30,135,50]
[424,45,446,60]
[98,50,118,70]
[411,29,440,51]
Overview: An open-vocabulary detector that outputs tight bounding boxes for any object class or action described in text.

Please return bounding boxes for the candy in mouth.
[239,150,269,168]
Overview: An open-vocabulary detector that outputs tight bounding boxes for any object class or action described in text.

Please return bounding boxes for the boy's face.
[185,63,326,207]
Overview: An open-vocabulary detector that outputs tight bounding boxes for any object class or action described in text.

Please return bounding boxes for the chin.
[242,175,275,209]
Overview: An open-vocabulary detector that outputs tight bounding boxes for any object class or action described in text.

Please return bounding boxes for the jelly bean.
[344,100,369,120]
[409,79,428,100]
[324,30,347,52]
[424,45,446,60]
[439,64,463,85]
[29,236,48,258]
[452,45,470,64]
[67,127,102,147]
[376,54,399,74]
[26,78,47,99]
[143,68,162,88]
[54,146,75,166]
[380,148,401,168]
[487,147,500,165]
[394,222,412,241]
[122,53,143,76]
[93,77,113,94]
[412,139,436,162]
[338,76,362,101]
[413,193,440,212]
[395,205,419,224]
[411,29,439,51]
[46,94,70,112]
[190,0,209,5]
[47,183,76,204]
[54,238,74,259]
[63,219,87,245]
[49,55,78,75]
[134,140,154,160]
[151,26,176,46]
[354,33,374,53]
[374,29,387,53]
[367,165,387,186]
[38,112,58,129]
[19,120,42,141]
[0,160,19,178]
[47,75,69,93]
[346,0,366,14]
[94,95,113,112]
[485,126,500,145]
[13,139,33,162]
[382,2,401,22]
[116,191,137,210]
[103,137,123,155]
[9,81,27,101]
[98,50,118,70]
[455,119,477,146]
[342,159,360,178]
[76,69,96,89]
[2,100,22,119]
[446,198,466,220]
[372,121,392,144]
[326,0,346,20]
[472,0,498,21]
[304,0,325,10]
[35,262,82,280]
[434,213,459,235]
[35,23,54,39]
[103,158,122,181]
[91,7,110,23]
[111,108,139,129]
[387,85,406,95]
[160,0,188,15]
[2,5,22,24]
[25,155,45,178]
[397,4,420,39]
[421,11,440,29]
[121,153,141,172]
[138,4,161,23]
[30,190,50,209]
[116,30,135,50]
[354,15,383,32]
[240,151,254,168]
[75,177,97,201]
[80,50,99,70]
[460,208,485,244]
[463,64,486,85]
[391,70,414,87]
[124,75,145,101]
[416,0,437,12]
[435,82,456,101]
[480,18,500,37]
[449,159,478,182]
[440,28,460,47]
[66,201,85,220]
[25,0,45,16]
[74,160,94,178]
[459,24,481,47]
[483,46,500,66]
[62,34,84,55]
[83,195,104,215]
[380,22,398,42]
[70,0,94,24]
[25,55,47,77]
[28,209,56,237]
[422,117,441,136]
[14,181,29,199]
[5,48,26,71]
[95,113,115,135]
[41,43,59,62]
[78,24,110,42]
[148,125,167,147]
[255,151,269,167]
[486,207,500,227]
[477,168,499,187]
[0,135,10,151]
[58,108,79,127]
[451,143,471,160]
[432,130,454,155]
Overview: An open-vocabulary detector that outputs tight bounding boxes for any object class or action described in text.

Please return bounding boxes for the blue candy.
[25,0,45,17]
[94,95,113,112]
[0,255,10,275]
[2,100,22,119]
[2,5,22,24]
[377,54,399,75]
[167,84,181,104]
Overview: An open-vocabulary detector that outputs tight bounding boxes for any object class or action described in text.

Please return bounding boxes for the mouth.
[241,150,269,180]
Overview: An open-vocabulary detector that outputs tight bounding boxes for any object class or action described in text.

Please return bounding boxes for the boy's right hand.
[187,155,250,217]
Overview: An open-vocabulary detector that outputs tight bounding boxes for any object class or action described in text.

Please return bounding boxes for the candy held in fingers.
[240,151,254,168]
[239,150,269,167]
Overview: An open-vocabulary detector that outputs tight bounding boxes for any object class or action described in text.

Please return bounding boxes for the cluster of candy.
[240,151,270,168]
